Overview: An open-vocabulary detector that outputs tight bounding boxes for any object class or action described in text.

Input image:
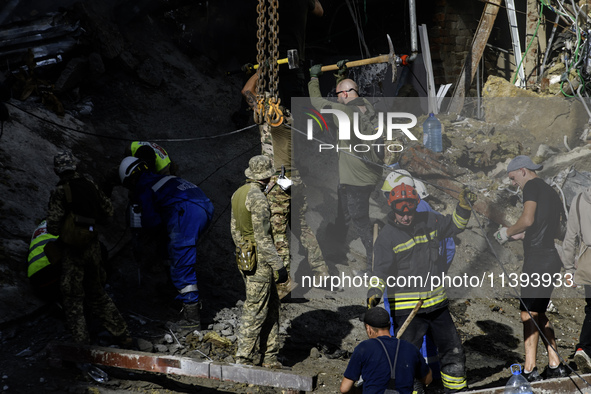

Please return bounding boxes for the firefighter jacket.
[370,204,471,316]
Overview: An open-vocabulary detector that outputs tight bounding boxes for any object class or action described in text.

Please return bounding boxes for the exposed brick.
[433,13,445,23]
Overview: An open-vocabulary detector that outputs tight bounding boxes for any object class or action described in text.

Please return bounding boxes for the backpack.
[59,181,98,246]
[375,337,401,394]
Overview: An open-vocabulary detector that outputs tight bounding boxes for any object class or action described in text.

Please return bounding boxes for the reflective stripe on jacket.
[131,141,172,173]
[27,220,58,278]
[371,205,471,316]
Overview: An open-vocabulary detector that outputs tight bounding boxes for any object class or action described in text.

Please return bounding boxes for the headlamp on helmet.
[388,183,420,214]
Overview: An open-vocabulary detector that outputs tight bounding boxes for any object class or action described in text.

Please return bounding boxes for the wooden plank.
[418,24,438,114]
[447,0,502,115]
[525,0,544,87]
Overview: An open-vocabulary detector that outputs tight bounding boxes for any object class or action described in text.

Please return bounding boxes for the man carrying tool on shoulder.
[367,182,477,393]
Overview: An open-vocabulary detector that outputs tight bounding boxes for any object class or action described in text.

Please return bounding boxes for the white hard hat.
[119,156,147,185]
[382,169,414,195]
[414,179,429,199]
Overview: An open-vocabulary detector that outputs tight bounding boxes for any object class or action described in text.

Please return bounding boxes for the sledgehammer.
[227,49,299,75]
[252,49,299,70]
[320,35,406,82]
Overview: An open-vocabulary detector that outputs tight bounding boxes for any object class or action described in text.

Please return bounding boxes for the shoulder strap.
[392,340,400,379]
[374,337,400,380]
[374,338,392,370]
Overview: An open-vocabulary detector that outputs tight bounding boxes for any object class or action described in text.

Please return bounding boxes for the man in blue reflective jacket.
[119,157,214,328]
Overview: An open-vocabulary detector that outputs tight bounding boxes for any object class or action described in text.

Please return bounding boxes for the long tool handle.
[372,222,379,272]
[396,300,423,339]
[321,55,390,72]
[253,58,288,70]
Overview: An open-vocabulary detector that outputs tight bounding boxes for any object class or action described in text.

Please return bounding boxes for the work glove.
[458,187,477,210]
[241,63,254,73]
[494,226,509,245]
[335,59,349,76]
[275,267,288,284]
[310,64,323,79]
[366,288,382,309]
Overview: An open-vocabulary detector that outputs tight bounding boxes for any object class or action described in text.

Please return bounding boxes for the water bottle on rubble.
[504,364,533,394]
[422,113,442,153]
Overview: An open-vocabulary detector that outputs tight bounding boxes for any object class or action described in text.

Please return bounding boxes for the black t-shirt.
[522,177,562,250]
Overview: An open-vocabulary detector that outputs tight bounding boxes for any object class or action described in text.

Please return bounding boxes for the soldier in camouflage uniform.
[47,151,131,346]
[265,130,329,280]
[242,74,330,291]
[231,155,288,368]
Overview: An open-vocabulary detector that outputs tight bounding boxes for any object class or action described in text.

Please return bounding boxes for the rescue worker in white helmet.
[119,157,214,329]
[369,182,476,392]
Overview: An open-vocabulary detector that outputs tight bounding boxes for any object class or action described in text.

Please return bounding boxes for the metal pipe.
[408,0,419,61]
[476,56,481,119]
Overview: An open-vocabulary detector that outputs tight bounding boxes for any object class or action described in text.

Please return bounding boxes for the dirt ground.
[2,3,591,394]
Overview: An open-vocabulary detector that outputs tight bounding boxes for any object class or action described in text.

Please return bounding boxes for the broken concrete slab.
[46,342,315,392]
[482,76,588,150]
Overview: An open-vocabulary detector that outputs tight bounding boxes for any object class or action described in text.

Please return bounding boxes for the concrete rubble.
[3,1,591,393]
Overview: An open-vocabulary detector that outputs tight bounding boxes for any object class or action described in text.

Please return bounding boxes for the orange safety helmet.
[388,183,420,214]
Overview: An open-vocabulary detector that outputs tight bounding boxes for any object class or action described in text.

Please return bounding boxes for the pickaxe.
[320,35,407,82]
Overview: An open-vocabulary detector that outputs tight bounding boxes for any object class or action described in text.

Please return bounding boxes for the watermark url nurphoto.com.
[300,272,575,293]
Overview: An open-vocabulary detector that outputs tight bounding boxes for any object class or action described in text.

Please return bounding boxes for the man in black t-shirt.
[494,155,568,381]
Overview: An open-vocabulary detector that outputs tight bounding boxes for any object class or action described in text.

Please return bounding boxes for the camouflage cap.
[245,155,274,180]
[54,150,77,174]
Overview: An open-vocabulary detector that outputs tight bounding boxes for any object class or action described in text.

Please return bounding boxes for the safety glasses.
[392,199,418,214]
[335,88,358,95]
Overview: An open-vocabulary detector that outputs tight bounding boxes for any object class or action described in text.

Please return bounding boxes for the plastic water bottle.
[423,113,442,153]
[504,364,533,394]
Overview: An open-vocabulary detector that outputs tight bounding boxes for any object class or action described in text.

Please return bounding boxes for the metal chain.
[255,0,268,99]
[254,0,282,126]
[267,0,279,100]
[266,0,283,126]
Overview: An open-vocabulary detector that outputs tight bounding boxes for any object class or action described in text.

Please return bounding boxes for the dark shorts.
[519,248,561,308]
[519,297,550,313]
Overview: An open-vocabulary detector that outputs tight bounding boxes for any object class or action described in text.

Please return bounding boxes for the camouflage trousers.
[267,174,328,274]
[258,122,274,163]
[60,239,128,344]
[235,273,280,364]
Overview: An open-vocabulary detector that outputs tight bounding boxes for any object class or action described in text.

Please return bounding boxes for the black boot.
[182,302,201,330]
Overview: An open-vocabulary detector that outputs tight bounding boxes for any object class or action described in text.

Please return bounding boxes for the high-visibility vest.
[130,141,171,173]
[27,220,59,278]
